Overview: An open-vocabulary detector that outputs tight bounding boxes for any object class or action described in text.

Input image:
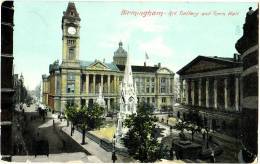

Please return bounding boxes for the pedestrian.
[53,119,55,127]
[203,131,206,140]
[210,149,215,163]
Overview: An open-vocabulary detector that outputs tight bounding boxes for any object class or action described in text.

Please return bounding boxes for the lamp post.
[112,134,117,163]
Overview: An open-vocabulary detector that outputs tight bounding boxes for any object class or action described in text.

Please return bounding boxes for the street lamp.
[112,134,117,163]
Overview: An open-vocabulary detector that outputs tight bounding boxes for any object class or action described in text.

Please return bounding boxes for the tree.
[64,103,78,136]
[173,119,188,141]
[123,102,160,162]
[85,103,104,130]
[65,102,104,144]
[186,124,201,141]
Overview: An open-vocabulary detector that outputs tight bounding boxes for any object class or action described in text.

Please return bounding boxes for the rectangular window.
[68,39,75,46]
[162,97,166,103]
[67,83,75,93]
[151,86,155,93]
[146,78,150,83]
[69,48,75,60]
[152,78,155,82]
[152,97,155,103]
[146,86,150,93]
[160,78,166,93]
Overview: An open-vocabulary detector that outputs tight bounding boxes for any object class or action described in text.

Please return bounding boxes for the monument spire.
[116,52,137,146]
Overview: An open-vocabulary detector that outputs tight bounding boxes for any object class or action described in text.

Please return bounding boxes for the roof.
[62,2,80,21]
[116,64,159,73]
[177,55,242,75]
[80,60,120,71]
[114,42,127,57]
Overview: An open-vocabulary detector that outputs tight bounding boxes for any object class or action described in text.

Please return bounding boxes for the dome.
[114,41,127,57]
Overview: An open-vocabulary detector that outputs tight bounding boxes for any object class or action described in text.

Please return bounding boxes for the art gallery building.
[42,2,175,113]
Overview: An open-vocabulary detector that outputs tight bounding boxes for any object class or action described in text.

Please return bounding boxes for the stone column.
[206,78,209,108]
[107,98,110,110]
[108,75,110,94]
[179,78,183,103]
[113,75,116,94]
[224,77,229,110]
[149,77,152,93]
[214,78,218,109]
[191,80,195,105]
[235,76,239,111]
[86,99,89,107]
[144,77,147,93]
[185,80,189,105]
[198,78,202,106]
[168,77,171,94]
[101,74,104,92]
[93,74,96,94]
[85,74,89,94]
[158,77,161,93]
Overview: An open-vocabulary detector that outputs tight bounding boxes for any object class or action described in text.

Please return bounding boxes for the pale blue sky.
[13,1,258,90]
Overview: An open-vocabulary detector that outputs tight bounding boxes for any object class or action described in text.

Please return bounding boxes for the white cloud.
[138,36,173,58]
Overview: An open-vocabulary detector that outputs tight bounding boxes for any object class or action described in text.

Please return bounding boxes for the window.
[69,48,75,60]
[70,11,74,16]
[146,78,150,83]
[151,78,155,82]
[146,86,150,93]
[67,83,75,93]
[162,97,166,103]
[160,78,166,93]
[68,39,75,46]
[152,97,155,103]
[151,86,155,93]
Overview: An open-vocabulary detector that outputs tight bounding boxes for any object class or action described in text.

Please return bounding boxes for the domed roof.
[114,41,127,57]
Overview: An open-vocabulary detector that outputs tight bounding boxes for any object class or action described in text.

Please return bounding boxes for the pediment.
[87,61,110,70]
[157,67,173,74]
[184,60,228,74]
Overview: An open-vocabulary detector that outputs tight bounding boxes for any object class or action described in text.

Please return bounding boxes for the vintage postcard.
[1,0,259,163]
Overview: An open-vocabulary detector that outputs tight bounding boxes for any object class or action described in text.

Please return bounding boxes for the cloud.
[138,36,173,58]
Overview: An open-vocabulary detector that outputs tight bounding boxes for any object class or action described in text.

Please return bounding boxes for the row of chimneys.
[143,62,161,68]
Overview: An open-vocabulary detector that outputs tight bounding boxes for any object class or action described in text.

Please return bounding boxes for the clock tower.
[61,2,80,66]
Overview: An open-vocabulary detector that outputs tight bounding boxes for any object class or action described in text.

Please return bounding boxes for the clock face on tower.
[67,26,76,35]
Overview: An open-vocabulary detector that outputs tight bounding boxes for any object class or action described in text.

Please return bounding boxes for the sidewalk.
[56,118,136,163]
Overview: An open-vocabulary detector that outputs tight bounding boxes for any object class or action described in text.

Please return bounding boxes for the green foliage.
[84,103,104,130]
[123,102,160,162]
[65,102,104,130]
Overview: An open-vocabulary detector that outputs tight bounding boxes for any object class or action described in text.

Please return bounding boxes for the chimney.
[144,62,146,67]
[103,58,105,63]
[158,62,161,68]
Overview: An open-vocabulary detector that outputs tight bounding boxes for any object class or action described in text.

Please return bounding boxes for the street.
[12,104,90,162]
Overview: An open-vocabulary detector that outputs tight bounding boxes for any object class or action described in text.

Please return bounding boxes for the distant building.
[235,7,258,163]
[1,1,14,161]
[42,2,175,113]
[13,74,24,104]
[177,55,242,136]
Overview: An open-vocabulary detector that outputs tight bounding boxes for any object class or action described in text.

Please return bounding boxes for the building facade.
[42,2,175,113]
[235,8,258,163]
[1,1,14,161]
[177,55,242,136]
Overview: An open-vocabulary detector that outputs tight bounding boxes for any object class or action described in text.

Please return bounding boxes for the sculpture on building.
[96,84,105,108]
